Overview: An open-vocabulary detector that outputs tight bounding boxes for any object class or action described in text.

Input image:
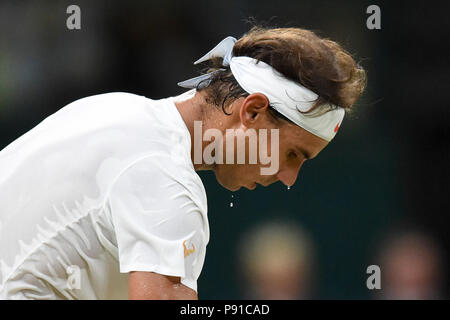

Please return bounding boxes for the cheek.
[255,129,279,164]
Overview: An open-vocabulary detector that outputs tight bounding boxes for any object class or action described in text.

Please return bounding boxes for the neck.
[174,90,216,172]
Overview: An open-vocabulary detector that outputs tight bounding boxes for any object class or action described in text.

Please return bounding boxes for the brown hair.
[197,26,366,118]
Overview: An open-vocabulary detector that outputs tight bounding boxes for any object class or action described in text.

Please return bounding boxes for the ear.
[239,93,270,128]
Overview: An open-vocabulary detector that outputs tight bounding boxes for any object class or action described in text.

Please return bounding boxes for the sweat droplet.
[287,186,290,190]
[230,202,233,207]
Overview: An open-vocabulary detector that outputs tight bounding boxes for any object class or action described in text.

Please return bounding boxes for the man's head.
[189,27,366,191]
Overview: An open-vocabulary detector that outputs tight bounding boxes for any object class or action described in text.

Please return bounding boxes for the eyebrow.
[296,146,312,160]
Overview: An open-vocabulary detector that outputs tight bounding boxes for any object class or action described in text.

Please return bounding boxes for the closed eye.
[295,146,311,160]
[288,150,298,159]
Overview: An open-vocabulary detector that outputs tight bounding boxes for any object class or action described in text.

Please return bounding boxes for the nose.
[276,161,304,187]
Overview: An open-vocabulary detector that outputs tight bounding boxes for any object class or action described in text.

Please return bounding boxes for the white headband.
[178,36,345,141]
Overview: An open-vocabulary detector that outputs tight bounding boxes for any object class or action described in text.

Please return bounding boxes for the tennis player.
[0,27,365,299]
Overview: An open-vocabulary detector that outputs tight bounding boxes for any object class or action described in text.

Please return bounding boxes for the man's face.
[212,94,329,191]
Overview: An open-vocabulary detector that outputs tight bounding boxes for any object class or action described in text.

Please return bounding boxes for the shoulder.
[53,91,170,132]
[107,152,209,245]
[63,92,153,111]
[111,153,207,210]
[75,92,149,103]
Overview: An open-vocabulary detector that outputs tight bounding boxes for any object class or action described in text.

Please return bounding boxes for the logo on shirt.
[183,240,196,258]
[66,265,81,290]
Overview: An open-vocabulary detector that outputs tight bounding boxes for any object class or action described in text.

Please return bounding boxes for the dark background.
[0,0,448,299]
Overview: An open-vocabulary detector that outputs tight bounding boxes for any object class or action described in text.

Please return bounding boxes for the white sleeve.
[107,155,207,292]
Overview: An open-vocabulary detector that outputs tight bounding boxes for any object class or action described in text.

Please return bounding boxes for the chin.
[223,180,242,191]
[220,182,241,192]
[229,185,242,191]
[214,172,241,191]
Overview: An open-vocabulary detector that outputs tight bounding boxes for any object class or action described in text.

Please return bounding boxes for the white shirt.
[0,89,209,299]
